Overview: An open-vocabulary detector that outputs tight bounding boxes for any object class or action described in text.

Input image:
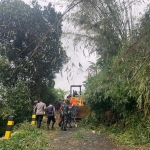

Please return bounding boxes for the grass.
[1,116,150,150]
[74,131,85,139]
[0,120,57,150]
[80,115,150,150]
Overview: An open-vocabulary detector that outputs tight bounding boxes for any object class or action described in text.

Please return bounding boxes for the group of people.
[33,98,79,131]
[58,99,79,131]
[33,99,55,129]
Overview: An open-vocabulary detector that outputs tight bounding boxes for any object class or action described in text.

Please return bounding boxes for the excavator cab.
[70,85,84,106]
[68,85,90,119]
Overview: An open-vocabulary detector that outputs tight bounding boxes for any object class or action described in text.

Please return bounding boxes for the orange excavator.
[67,85,90,120]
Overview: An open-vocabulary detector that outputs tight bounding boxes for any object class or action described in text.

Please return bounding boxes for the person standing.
[45,103,56,130]
[34,99,46,128]
[68,104,72,128]
[58,100,69,131]
[70,97,79,127]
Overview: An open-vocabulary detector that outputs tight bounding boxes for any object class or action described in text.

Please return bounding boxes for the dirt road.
[45,124,124,150]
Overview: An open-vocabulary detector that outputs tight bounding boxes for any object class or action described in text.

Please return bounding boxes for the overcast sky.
[23,0,149,93]
[23,0,96,93]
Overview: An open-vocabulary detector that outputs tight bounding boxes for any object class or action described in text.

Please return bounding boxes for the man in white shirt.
[34,99,46,128]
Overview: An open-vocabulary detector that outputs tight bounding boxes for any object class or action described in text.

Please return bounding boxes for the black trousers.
[59,113,68,130]
[36,115,43,128]
[47,116,56,125]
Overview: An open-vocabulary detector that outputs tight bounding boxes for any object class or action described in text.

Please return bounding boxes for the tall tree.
[0,0,67,98]
[67,0,142,63]
[87,61,100,76]
[69,0,150,119]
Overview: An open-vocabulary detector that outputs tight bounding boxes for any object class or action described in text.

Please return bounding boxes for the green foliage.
[0,56,13,87]
[70,0,150,146]
[0,1,68,136]
[0,81,32,136]
[4,81,32,120]
[0,0,67,99]
[54,88,69,100]
[81,113,100,130]
[0,121,49,149]
[82,113,150,146]
[108,114,150,145]
[74,131,85,139]
[70,0,139,62]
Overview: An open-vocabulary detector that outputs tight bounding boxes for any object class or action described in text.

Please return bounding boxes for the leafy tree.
[69,0,139,62]
[0,0,68,136]
[3,82,32,120]
[0,81,32,136]
[54,88,69,100]
[73,0,150,127]
[0,0,67,99]
[87,61,100,76]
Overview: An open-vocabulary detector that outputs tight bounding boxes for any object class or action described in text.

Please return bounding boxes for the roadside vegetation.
[81,114,150,149]
[0,118,150,150]
[65,0,150,147]
[0,121,55,149]
[0,0,67,136]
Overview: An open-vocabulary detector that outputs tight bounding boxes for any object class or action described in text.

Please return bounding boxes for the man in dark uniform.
[45,103,56,130]
[58,100,69,131]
